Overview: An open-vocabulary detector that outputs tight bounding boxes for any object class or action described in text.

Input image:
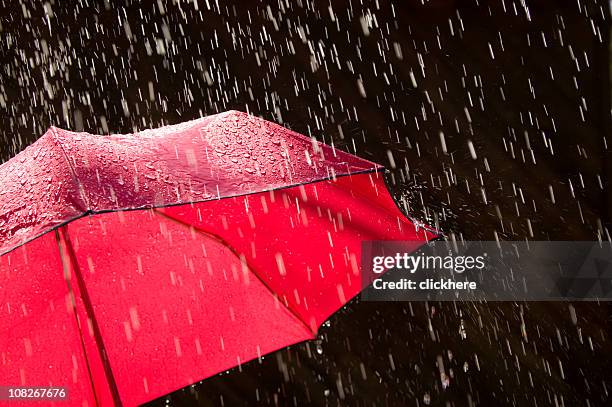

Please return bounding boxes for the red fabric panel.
[65,210,313,406]
[161,172,436,331]
[0,232,96,407]
[54,110,376,212]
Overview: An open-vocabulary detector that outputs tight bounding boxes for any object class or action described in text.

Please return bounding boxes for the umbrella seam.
[54,229,101,407]
[0,168,384,257]
[152,208,317,339]
[49,126,91,212]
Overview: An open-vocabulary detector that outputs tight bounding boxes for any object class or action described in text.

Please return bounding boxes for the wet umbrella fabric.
[0,111,436,406]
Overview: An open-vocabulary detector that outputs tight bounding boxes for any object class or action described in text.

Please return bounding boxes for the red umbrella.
[0,111,436,406]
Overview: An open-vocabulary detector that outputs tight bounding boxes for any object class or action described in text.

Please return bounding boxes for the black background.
[0,0,610,405]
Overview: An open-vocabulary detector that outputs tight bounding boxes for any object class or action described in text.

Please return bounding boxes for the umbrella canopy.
[0,110,436,406]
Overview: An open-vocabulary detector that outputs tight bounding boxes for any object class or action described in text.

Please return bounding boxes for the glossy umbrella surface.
[0,111,435,406]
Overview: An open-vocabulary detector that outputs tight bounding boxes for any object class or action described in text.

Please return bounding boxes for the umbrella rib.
[152,208,317,338]
[49,127,91,211]
[56,227,124,406]
[55,229,100,407]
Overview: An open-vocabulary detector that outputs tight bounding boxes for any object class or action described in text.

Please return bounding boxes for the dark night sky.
[0,0,610,405]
